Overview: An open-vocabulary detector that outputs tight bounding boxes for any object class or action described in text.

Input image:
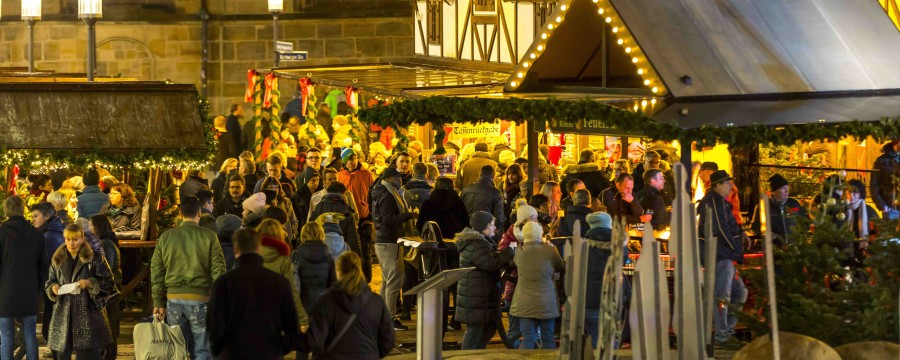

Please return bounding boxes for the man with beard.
[214,175,248,217]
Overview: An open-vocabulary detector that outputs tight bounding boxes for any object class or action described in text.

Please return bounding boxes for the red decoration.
[8,165,18,196]
[345,86,358,109]
[263,73,277,108]
[299,78,311,116]
[244,70,257,103]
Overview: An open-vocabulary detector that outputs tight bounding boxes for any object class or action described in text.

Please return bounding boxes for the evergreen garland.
[358,96,900,147]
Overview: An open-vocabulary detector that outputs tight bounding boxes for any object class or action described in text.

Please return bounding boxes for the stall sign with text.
[431,154,457,176]
[450,122,501,139]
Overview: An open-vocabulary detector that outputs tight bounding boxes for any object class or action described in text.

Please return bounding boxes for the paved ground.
[31,264,736,359]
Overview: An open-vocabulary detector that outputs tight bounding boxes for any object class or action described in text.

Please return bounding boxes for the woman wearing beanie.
[454,211,514,349]
[510,221,564,349]
[497,199,539,348]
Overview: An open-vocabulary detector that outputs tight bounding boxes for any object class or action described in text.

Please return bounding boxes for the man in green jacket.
[152,195,227,360]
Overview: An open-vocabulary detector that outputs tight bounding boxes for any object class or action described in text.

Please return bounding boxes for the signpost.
[274,41,308,63]
[407,267,474,360]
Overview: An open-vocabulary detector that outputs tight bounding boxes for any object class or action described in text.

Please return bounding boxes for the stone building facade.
[0,0,412,113]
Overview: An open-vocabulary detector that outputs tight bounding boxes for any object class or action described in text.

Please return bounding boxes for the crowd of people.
[0,97,894,358]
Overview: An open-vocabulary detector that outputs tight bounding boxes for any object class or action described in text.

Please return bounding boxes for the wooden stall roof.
[0,82,207,152]
[270,61,511,98]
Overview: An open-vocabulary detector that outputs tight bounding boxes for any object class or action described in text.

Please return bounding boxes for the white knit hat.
[242,193,266,215]
[515,201,538,226]
[522,221,543,243]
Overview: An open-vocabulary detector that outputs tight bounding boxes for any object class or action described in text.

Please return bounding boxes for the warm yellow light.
[541,33,548,39]
[637,68,644,74]
[605,17,612,23]
[597,7,604,13]
[643,79,651,85]
[548,24,554,30]
[633,105,639,111]
[530,53,536,59]
[632,57,639,63]
[560,5,567,11]
[523,62,530,68]
[517,72,524,78]
[617,39,624,45]
[612,27,619,33]
[651,99,657,104]
[652,87,659,93]
[641,100,648,107]
[510,81,518,87]
[537,45,544,51]
[625,47,632,53]
[556,16,562,23]
[594,0,600,3]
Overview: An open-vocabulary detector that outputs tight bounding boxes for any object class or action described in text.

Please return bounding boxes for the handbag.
[86,262,120,310]
[133,318,190,360]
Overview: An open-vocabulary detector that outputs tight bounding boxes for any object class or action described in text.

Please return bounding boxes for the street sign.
[275,41,293,52]
[277,51,308,61]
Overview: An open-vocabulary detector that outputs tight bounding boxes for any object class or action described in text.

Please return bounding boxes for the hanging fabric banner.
[299,77,311,116]
[263,73,278,108]
[245,70,257,103]
[345,86,358,109]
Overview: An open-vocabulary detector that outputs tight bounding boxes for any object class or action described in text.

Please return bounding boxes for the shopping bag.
[133,318,190,360]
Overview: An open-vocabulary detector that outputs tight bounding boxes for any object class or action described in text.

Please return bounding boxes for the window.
[427,1,442,45]
[475,0,495,12]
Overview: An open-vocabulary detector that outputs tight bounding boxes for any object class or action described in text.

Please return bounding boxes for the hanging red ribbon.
[244,70,257,103]
[299,78,311,116]
[9,164,19,196]
[345,86,358,109]
[263,73,277,108]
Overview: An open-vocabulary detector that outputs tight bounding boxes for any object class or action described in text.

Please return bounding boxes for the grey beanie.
[470,211,495,232]
[216,214,242,238]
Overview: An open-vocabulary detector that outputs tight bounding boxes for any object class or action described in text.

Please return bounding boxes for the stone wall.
[0,1,412,116]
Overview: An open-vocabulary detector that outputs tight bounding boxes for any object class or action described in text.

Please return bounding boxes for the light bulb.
[517,72,524,78]
[641,100,648,107]
[594,0,599,3]
[652,87,659,93]
[625,47,632,53]
[556,16,562,23]
[530,53,536,59]
[605,17,612,23]
[617,39,624,45]
[537,45,544,51]
[541,33,548,39]
[651,99,657,104]
[632,57,639,63]
[510,81,518,87]
[597,8,603,14]
[560,5,567,11]
[548,24,554,29]
[637,69,644,74]
[612,27,619,33]
[523,62,530,68]
[643,79,651,85]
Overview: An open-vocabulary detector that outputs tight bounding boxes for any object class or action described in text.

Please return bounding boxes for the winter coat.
[38,215,66,262]
[150,221,226,308]
[98,233,123,285]
[292,241,336,313]
[538,158,559,184]
[698,191,744,264]
[307,283,395,359]
[638,186,671,231]
[490,144,513,164]
[338,165,374,219]
[561,163,612,200]
[510,242,564,319]
[750,197,809,245]
[180,175,209,199]
[211,172,228,204]
[558,205,592,237]
[460,178,506,232]
[260,236,308,326]
[584,227,624,310]
[402,178,432,210]
[213,195,246,218]
[371,182,416,244]
[456,152,498,190]
[0,216,49,317]
[454,228,514,324]
[224,116,243,159]
[601,187,644,224]
[871,142,900,211]
[76,186,109,219]
[310,193,361,254]
[45,244,115,351]
[208,253,300,360]
[324,232,349,258]
[416,188,470,239]
[101,204,142,233]
[498,224,521,302]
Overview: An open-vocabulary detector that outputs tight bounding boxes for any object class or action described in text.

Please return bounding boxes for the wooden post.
[527,119,540,195]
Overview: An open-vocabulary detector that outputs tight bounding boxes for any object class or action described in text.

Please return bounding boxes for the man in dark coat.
[417,177,469,238]
[559,189,593,237]
[213,175,247,217]
[638,169,670,231]
[180,170,210,199]
[561,149,612,203]
[76,169,109,218]
[370,167,417,331]
[750,174,809,246]
[455,211,514,349]
[31,201,65,346]
[402,163,432,211]
[870,140,900,219]
[309,182,362,257]
[225,104,244,159]
[293,167,320,229]
[697,170,748,350]
[601,174,650,225]
[208,228,300,359]
[460,165,505,234]
[0,196,48,360]
[456,143,498,189]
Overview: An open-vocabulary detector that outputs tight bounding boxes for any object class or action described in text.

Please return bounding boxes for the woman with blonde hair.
[256,219,308,329]
[307,251,394,359]
[539,181,562,236]
[211,158,239,203]
[292,222,336,313]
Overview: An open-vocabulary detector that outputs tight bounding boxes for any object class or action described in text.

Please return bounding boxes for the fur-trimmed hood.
[562,162,601,175]
[51,242,94,268]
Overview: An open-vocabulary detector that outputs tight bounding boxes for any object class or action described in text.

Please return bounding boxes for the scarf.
[381,180,416,236]
[846,199,869,239]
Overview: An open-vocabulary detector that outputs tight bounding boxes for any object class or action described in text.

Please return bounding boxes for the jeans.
[461,322,497,350]
[584,308,600,348]
[1,316,38,360]
[503,301,522,348]
[519,318,556,350]
[167,299,211,360]
[375,243,404,317]
[713,260,747,343]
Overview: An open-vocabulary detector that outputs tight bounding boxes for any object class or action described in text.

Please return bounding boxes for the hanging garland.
[0,94,215,170]
[358,96,900,148]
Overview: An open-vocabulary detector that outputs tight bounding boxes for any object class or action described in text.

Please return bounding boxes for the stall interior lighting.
[505,0,668,96]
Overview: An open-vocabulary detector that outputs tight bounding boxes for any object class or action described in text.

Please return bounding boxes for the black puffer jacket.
[310,193,361,254]
[0,216,48,317]
[460,178,505,232]
[370,182,415,244]
[416,189,469,238]
[307,284,395,359]
[698,191,744,264]
[584,227,630,310]
[45,244,116,351]
[454,228,514,324]
[870,142,900,211]
[292,241,336,313]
